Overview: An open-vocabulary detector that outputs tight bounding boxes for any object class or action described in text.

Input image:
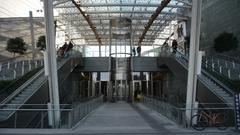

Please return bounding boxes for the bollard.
[220,66,222,74]
[233,61,235,69]
[217,59,220,66]
[0,64,2,72]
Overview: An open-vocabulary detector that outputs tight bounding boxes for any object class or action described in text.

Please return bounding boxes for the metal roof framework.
[53,0,192,46]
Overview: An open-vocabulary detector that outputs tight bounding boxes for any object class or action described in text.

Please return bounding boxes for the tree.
[6,37,27,57]
[214,32,238,53]
[36,35,46,50]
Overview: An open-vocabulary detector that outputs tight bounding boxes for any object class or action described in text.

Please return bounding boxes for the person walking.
[137,45,141,57]
[172,39,178,54]
[132,47,136,57]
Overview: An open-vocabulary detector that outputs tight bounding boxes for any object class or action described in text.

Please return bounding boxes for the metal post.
[185,0,202,127]
[8,61,10,69]
[82,45,86,57]
[29,60,31,71]
[228,69,231,79]
[41,111,44,128]
[99,45,101,57]
[212,63,214,71]
[130,21,134,102]
[197,51,203,75]
[108,20,112,101]
[13,70,16,79]
[205,59,208,68]
[14,112,17,128]
[29,11,35,60]
[151,73,153,96]
[43,0,61,128]
[22,61,25,76]
[105,45,107,57]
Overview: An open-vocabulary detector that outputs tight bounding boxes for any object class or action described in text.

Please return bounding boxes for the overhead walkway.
[0,102,238,135]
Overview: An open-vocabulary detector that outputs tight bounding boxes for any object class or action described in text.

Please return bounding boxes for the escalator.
[157,50,234,106]
[0,51,82,123]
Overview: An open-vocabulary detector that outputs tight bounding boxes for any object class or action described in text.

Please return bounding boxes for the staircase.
[0,70,46,121]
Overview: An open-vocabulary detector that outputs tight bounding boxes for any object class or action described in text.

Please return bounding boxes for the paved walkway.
[0,102,238,135]
[72,102,238,135]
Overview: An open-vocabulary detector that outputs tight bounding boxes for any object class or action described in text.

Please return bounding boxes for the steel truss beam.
[55,3,191,9]
[139,0,171,45]
[71,0,102,45]
[62,16,188,21]
[59,10,182,15]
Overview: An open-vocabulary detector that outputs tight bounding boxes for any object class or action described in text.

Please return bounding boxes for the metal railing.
[0,46,83,120]
[142,96,235,127]
[142,96,186,125]
[0,66,43,102]
[203,56,240,81]
[0,96,103,128]
[0,59,44,80]
[65,95,103,128]
[173,49,235,97]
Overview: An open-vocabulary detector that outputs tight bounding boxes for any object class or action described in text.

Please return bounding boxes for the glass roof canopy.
[53,0,192,46]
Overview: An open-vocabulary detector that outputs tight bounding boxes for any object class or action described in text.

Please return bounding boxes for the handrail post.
[41,111,44,128]
[14,111,17,128]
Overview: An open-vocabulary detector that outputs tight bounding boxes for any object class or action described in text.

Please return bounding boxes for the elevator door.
[114,80,128,101]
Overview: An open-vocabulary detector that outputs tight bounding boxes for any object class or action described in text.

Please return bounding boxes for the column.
[43,0,60,128]
[185,0,202,126]
[29,11,35,60]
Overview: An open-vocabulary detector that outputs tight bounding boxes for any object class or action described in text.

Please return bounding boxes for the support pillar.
[108,20,112,102]
[29,11,35,60]
[43,0,61,128]
[185,0,202,127]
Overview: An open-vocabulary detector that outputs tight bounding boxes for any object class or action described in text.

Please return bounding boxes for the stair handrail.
[0,69,44,105]
[0,66,43,101]
[173,49,235,96]
[201,69,235,96]
[0,49,81,106]
[214,54,240,64]
[200,59,236,95]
